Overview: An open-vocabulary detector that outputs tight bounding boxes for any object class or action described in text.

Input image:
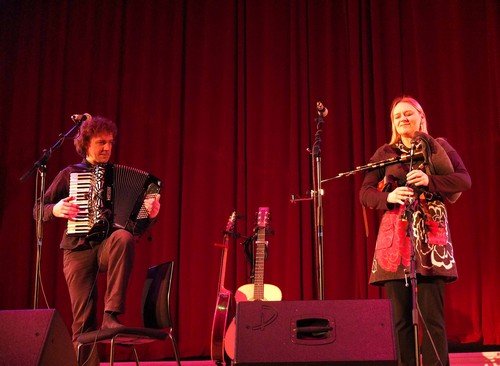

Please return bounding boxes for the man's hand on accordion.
[144,194,161,219]
[53,196,80,220]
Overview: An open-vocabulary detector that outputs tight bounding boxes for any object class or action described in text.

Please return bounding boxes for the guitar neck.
[218,233,229,290]
[253,229,266,300]
[217,211,236,291]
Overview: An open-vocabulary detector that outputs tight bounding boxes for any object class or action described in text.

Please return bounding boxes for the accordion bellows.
[67,164,161,240]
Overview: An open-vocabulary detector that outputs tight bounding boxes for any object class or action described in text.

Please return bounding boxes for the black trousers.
[63,229,135,366]
[385,278,449,366]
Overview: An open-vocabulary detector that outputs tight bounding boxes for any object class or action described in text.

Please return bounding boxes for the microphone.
[316,101,328,117]
[71,113,92,123]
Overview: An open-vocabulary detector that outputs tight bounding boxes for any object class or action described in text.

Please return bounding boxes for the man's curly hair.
[74,116,117,157]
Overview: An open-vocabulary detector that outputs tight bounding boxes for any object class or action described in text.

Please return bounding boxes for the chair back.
[141,261,175,329]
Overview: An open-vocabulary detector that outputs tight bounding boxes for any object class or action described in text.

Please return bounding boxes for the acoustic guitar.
[210,211,237,364]
[224,207,282,360]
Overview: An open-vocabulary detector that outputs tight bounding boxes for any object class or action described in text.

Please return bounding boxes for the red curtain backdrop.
[1,0,499,361]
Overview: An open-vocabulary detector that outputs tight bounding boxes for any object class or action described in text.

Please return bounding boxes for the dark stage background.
[1,0,499,361]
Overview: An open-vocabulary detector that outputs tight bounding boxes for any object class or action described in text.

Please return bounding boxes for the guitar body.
[211,212,237,365]
[210,287,231,362]
[235,283,282,302]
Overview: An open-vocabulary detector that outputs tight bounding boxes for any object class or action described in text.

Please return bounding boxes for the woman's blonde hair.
[389,96,428,144]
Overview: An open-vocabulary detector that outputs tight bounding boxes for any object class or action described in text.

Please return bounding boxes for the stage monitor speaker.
[0,309,77,366]
[234,299,397,365]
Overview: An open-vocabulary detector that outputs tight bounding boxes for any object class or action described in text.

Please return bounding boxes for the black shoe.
[102,313,124,329]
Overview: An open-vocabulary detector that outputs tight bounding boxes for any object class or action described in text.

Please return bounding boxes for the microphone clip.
[316,101,328,118]
[71,113,92,124]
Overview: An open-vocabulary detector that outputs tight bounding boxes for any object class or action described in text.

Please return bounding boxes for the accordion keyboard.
[67,172,93,235]
[67,165,106,236]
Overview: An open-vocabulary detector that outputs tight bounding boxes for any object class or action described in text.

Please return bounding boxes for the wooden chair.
[77,261,181,365]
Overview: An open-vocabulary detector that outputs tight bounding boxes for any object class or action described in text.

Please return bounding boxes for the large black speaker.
[234,300,397,365]
[0,309,77,366]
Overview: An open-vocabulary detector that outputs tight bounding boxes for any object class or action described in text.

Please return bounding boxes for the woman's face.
[392,101,423,139]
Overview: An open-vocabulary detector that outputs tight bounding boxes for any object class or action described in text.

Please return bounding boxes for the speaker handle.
[291,317,336,345]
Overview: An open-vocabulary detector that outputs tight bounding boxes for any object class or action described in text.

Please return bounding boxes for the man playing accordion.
[35,115,161,366]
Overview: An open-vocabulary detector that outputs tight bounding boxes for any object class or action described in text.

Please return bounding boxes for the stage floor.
[99,351,500,366]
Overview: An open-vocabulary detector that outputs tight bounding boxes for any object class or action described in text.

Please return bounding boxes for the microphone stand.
[403,141,421,366]
[290,102,328,300]
[321,151,424,183]
[20,119,83,309]
[311,106,326,300]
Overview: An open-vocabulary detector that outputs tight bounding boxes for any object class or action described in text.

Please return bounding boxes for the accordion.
[67,164,161,240]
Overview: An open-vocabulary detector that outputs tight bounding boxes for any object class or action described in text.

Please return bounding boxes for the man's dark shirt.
[38,159,94,250]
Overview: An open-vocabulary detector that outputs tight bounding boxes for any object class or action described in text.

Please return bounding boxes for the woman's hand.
[406,169,429,187]
[387,186,414,205]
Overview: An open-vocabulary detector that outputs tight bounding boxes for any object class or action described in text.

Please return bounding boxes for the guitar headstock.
[223,211,237,236]
[256,207,270,229]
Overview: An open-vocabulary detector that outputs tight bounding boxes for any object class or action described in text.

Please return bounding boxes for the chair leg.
[168,333,182,366]
[78,343,99,366]
[76,343,82,365]
[109,341,140,366]
[132,346,140,365]
[110,338,116,366]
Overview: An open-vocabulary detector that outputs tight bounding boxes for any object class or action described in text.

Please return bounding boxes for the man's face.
[86,132,114,165]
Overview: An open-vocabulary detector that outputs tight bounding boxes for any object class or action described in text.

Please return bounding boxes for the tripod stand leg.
[33,242,42,309]
[411,279,421,366]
